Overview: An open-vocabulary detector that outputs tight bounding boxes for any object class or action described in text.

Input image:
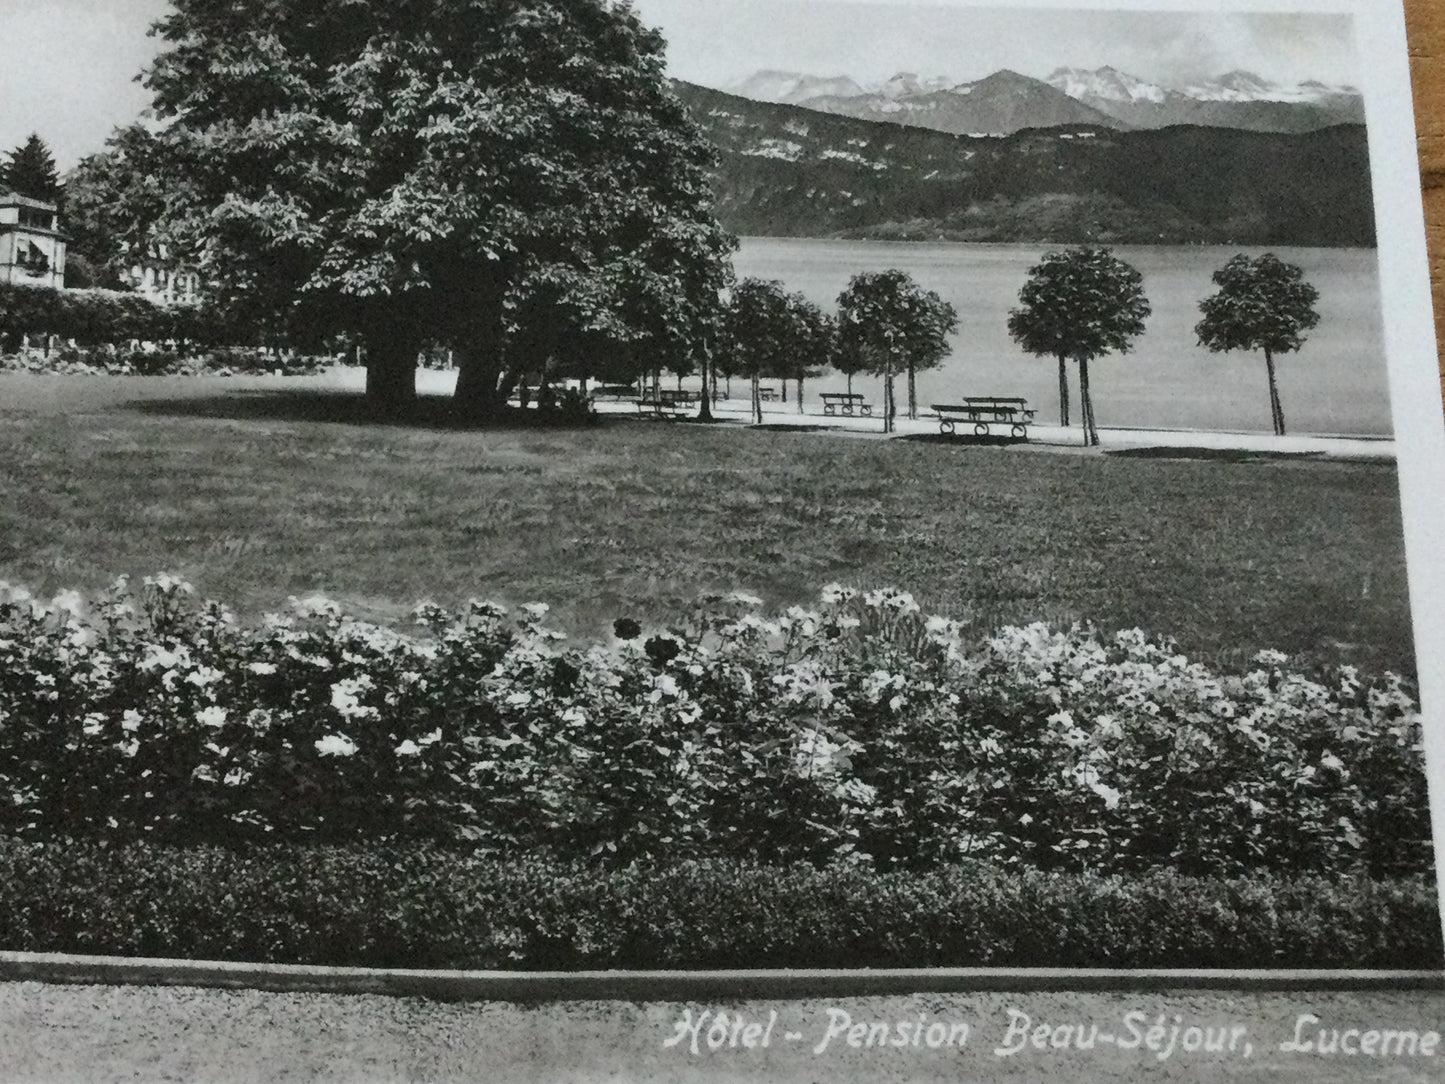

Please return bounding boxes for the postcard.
[0,0,1442,1080]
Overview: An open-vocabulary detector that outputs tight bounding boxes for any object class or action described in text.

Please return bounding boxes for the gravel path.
[1,982,1442,1083]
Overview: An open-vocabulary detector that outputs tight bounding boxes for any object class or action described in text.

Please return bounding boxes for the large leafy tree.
[1195,253,1320,437]
[1007,247,1151,446]
[133,0,735,414]
[2,134,62,202]
[837,269,958,433]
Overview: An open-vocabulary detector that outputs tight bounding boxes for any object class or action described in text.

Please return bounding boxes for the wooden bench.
[820,392,872,417]
[932,398,1036,440]
[590,384,639,401]
[634,389,700,420]
[758,386,779,402]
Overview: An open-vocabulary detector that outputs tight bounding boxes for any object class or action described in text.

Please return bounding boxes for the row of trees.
[1008,248,1320,444]
[721,271,958,431]
[715,249,1318,447]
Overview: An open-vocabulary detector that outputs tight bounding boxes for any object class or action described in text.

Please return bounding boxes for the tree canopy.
[837,269,957,430]
[723,277,824,423]
[2,134,62,203]
[124,0,735,414]
[1195,253,1320,436]
[1007,247,1150,445]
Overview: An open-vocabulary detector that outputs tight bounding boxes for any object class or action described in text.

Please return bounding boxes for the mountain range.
[725,66,1364,137]
[672,81,1374,247]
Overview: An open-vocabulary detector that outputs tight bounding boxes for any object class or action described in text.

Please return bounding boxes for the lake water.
[732,238,1392,436]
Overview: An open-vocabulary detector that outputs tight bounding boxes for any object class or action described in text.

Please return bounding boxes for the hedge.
[0,840,1435,969]
[0,576,1429,878]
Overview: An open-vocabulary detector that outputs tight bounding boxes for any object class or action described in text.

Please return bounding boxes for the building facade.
[0,193,66,290]
[127,245,201,305]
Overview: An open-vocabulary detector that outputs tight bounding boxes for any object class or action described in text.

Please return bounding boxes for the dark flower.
[613,617,642,640]
[644,634,682,666]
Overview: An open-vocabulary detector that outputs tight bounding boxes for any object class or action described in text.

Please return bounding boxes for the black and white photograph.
[1,0,1444,1079]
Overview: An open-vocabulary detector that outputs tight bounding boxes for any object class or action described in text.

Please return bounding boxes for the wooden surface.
[1405,0,1445,396]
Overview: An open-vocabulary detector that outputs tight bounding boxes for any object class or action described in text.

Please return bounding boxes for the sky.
[1,0,1359,172]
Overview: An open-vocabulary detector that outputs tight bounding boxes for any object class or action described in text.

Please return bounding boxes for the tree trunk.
[1264,347,1286,436]
[846,372,853,395]
[364,329,418,412]
[796,375,804,413]
[884,372,896,434]
[907,363,917,420]
[1079,355,1099,447]
[781,380,787,404]
[751,371,762,426]
[697,356,713,421]
[1057,354,1071,428]
[453,333,510,420]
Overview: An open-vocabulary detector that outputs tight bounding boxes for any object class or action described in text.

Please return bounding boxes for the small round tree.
[1007,247,1151,447]
[1195,253,1321,437]
[837,269,958,433]
[724,278,797,425]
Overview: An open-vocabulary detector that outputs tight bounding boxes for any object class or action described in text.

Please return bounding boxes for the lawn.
[0,374,1416,675]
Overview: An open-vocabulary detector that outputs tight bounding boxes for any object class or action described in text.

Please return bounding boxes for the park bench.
[820,392,872,417]
[634,388,700,420]
[590,384,639,401]
[758,386,779,402]
[932,398,1036,440]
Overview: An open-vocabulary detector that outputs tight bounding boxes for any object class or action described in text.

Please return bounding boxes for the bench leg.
[1011,423,1027,440]
[861,406,872,416]
[824,404,835,416]
[974,422,990,437]
[940,419,955,436]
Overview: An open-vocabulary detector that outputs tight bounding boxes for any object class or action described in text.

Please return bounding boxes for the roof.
[0,191,60,212]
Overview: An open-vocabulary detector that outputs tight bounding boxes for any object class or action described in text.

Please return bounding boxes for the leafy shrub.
[0,577,1428,877]
[0,840,1434,969]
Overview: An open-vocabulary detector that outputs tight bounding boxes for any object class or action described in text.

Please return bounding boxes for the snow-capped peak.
[1047,66,1166,104]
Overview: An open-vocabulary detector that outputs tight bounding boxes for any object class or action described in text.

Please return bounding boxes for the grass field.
[0,374,1416,675]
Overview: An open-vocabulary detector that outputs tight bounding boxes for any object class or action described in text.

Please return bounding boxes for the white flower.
[196,705,228,729]
[121,710,142,733]
[139,644,187,672]
[51,589,86,616]
[330,676,376,719]
[726,591,763,607]
[117,739,139,758]
[1089,780,1123,810]
[505,690,534,708]
[1319,751,1346,773]
[417,728,442,747]
[192,764,218,784]
[521,602,550,619]
[185,666,224,688]
[394,739,421,757]
[315,733,358,757]
[81,714,106,738]
[222,768,249,787]
[247,661,278,676]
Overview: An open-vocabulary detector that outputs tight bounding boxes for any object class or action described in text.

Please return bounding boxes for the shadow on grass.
[125,388,608,431]
[895,432,1027,448]
[1104,446,1331,464]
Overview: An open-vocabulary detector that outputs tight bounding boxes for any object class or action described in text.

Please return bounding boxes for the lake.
[732,238,1392,436]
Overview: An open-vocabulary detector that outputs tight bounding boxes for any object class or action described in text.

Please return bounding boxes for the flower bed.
[0,344,332,377]
[0,577,1428,877]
